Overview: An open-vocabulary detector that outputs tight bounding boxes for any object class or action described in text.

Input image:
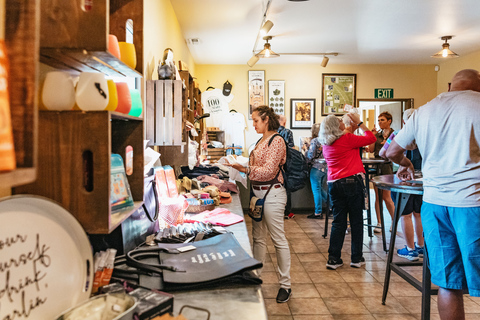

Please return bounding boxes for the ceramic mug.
[128,89,143,117]
[42,71,76,110]
[75,72,109,111]
[115,82,132,114]
[108,34,121,60]
[118,42,137,69]
[105,80,118,111]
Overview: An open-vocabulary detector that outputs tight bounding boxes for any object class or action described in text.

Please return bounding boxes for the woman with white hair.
[319,114,376,269]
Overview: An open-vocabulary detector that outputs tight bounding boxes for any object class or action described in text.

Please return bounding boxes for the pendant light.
[431,36,459,58]
[256,36,280,58]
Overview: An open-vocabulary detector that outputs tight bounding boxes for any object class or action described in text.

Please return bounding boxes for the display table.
[372,174,436,320]
[172,193,268,320]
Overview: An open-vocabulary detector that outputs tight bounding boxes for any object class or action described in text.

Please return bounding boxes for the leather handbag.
[112,232,263,291]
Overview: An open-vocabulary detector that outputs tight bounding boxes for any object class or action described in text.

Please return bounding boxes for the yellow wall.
[195,64,437,151]
[143,0,196,80]
[436,50,480,94]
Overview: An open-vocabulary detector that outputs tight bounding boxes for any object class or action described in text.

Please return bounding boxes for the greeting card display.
[110,154,134,212]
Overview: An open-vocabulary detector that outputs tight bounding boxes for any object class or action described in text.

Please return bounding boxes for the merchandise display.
[110,154,135,212]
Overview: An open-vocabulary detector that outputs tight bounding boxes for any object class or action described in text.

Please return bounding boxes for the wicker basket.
[185,204,215,213]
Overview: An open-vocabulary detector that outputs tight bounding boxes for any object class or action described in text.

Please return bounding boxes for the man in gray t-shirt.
[387,69,480,319]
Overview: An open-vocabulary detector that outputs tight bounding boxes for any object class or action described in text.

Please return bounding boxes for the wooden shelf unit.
[14,111,144,234]
[0,0,39,188]
[180,70,204,145]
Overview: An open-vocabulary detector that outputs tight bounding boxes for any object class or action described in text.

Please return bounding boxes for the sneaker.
[373,223,382,233]
[415,243,424,257]
[276,288,292,303]
[307,213,323,219]
[350,257,366,268]
[284,212,295,220]
[397,246,419,261]
[326,258,344,270]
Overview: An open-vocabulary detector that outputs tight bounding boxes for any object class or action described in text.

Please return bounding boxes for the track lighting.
[321,56,329,67]
[431,36,459,58]
[260,20,274,36]
[247,55,260,67]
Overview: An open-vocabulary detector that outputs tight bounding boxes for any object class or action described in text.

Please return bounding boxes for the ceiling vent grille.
[187,38,200,45]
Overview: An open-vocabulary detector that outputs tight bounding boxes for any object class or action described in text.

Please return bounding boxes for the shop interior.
[1,0,480,319]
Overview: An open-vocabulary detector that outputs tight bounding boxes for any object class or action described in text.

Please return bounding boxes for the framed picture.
[321,73,356,116]
[248,70,265,119]
[268,80,285,115]
[290,98,315,129]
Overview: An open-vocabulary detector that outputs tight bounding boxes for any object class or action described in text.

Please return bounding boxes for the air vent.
[187,38,200,45]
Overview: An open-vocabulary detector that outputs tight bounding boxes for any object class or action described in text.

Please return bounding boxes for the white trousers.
[252,184,291,289]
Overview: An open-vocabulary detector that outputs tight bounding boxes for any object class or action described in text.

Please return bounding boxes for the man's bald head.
[450,69,480,92]
[279,115,287,126]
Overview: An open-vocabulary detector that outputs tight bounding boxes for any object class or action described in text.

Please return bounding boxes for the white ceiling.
[170,0,480,66]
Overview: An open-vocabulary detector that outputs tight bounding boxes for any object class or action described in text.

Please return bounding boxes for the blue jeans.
[310,167,328,214]
[328,175,365,262]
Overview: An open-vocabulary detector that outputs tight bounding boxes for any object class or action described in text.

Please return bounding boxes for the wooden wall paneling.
[164,80,173,145]
[154,80,164,145]
[5,0,39,172]
[173,80,183,144]
[110,0,144,73]
[145,80,155,144]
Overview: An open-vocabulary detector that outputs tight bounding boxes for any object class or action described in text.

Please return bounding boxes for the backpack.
[266,134,309,192]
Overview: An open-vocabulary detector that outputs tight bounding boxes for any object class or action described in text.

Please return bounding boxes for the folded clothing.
[184,208,244,226]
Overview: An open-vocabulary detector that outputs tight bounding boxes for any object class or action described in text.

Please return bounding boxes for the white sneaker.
[373,223,382,233]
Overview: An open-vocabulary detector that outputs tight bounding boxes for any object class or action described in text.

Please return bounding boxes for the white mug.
[42,71,76,110]
[75,72,109,111]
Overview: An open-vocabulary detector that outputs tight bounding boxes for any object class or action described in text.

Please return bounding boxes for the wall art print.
[290,98,315,129]
[321,73,356,116]
[268,80,285,116]
[248,70,265,119]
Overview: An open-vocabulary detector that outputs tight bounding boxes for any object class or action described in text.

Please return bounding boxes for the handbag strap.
[125,246,182,273]
[143,178,159,222]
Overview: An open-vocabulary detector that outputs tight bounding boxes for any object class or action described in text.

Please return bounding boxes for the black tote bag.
[113,232,263,291]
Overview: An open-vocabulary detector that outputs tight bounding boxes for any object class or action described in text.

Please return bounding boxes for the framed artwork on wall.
[290,98,315,129]
[268,80,285,115]
[248,70,265,119]
[321,73,356,116]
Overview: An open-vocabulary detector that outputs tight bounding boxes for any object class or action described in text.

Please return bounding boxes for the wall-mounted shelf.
[40,48,142,78]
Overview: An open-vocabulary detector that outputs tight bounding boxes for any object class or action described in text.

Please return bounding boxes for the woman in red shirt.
[226,106,291,303]
[319,114,376,270]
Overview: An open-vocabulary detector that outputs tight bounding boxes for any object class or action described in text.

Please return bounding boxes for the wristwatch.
[357,121,363,126]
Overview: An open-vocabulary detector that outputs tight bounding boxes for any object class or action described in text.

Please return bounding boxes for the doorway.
[356,98,413,131]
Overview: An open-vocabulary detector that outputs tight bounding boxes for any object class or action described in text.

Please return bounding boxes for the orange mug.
[108,34,121,60]
[115,82,132,114]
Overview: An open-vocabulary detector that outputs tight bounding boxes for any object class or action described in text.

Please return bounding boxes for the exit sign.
[374,88,394,99]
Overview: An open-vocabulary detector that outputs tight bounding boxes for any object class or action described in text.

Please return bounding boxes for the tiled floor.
[245,192,480,320]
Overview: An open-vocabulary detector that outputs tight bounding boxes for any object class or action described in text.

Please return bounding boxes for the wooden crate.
[145,80,188,166]
[14,111,144,234]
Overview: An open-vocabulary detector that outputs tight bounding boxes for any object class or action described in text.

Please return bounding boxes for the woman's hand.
[348,112,361,125]
[224,162,247,173]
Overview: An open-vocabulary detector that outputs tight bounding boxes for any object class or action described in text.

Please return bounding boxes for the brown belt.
[252,184,282,191]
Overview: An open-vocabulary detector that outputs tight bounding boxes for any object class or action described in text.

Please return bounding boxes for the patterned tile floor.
[244,191,480,320]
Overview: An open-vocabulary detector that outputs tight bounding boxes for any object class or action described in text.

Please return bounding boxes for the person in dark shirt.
[278,115,295,219]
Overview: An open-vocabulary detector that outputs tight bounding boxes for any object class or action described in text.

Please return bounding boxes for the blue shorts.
[422,202,480,296]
